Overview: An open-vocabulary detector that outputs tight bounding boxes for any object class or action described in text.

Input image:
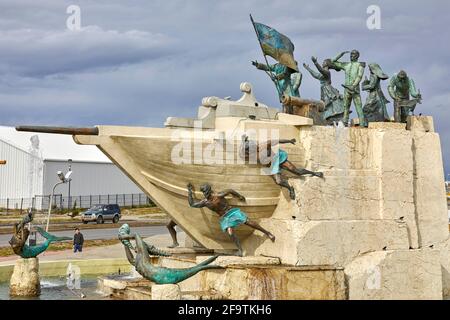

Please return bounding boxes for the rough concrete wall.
[243,117,450,299]
[412,131,449,247]
[344,249,442,300]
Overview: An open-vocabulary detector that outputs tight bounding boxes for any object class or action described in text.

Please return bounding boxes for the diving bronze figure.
[187,183,275,257]
[240,134,323,200]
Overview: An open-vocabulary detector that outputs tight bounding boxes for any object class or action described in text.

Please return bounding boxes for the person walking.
[73,228,84,253]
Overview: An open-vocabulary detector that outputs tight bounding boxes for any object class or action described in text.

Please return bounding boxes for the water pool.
[0,275,109,300]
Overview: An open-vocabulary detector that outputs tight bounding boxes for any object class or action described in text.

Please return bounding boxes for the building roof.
[0,126,110,162]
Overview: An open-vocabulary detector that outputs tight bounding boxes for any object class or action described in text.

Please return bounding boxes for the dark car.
[81,204,121,224]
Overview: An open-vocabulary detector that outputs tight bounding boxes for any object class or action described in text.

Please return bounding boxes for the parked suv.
[81,204,121,224]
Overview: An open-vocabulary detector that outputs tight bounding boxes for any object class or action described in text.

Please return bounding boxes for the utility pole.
[47,170,72,231]
[68,159,72,209]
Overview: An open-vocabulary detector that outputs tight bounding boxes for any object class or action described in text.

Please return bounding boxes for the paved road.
[0,225,168,247]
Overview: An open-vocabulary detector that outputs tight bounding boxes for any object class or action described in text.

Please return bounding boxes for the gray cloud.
[0,0,449,175]
[0,26,175,77]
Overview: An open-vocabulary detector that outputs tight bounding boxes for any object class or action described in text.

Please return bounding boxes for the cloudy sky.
[0,0,449,175]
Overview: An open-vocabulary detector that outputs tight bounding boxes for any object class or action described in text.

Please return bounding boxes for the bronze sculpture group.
[9,17,427,288]
[254,51,421,127]
[250,17,422,126]
[117,19,427,282]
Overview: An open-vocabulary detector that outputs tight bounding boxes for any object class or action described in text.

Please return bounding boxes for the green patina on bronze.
[250,15,301,111]
[9,210,71,258]
[303,56,345,124]
[330,50,366,127]
[252,61,302,102]
[388,70,422,123]
[118,224,222,284]
[362,63,390,123]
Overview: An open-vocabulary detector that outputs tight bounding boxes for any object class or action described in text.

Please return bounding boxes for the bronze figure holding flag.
[250,15,301,113]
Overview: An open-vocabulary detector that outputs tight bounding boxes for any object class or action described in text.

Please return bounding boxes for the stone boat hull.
[73,125,303,249]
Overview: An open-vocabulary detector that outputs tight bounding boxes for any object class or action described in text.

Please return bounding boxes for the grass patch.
[121,207,163,215]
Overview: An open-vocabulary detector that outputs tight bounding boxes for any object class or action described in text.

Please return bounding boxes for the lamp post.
[68,159,72,209]
[46,170,72,231]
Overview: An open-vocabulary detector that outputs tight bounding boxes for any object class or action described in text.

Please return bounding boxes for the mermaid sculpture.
[9,209,71,258]
[118,224,222,284]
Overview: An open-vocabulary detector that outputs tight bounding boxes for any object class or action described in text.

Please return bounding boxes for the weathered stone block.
[368,122,406,130]
[244,219,409,267]
[344,249,442,300]
[9,258,40,297]
[436,237,450,299]
[300,126,377,171]
[372,129,418,247]
[412,132,449,247]
[407,116,434,132]
[195,255,280,267]
[290,172,381,221]
[200,265,346,300]
[151,284,181,300]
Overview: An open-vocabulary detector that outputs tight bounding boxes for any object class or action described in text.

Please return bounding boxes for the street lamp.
[68,159,72,209]
[46,169,72,231]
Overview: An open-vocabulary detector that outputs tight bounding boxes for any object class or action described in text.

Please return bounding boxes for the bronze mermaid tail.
[120,232,222,284]
[20,227,71,258]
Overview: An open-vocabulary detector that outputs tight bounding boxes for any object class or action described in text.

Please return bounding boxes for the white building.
[0,126,146,210]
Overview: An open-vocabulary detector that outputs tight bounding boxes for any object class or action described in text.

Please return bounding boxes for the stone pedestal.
[344,249,442,300]
[184,235,203,248]
[407,115,434,132]
[151,284,181,300]
[9,257,41,297]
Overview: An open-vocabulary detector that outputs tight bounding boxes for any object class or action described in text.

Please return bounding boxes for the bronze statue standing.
[388,70,422,123]
[252,60,301,114]
[362,63,390,123]
[330,50,366,127]
[303,56,345,124]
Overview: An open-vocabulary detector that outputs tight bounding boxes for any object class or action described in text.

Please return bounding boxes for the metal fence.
[0,193,154,213]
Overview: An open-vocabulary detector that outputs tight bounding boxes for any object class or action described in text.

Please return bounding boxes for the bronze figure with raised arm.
[187,183,275,257]
[303,56,345,124]
[330,50,366,127]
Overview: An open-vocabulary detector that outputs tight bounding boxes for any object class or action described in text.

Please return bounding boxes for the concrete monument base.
[151,284,181,300]
[73,81,450,300]
[344,248,443,300]
[9,257,41,297]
